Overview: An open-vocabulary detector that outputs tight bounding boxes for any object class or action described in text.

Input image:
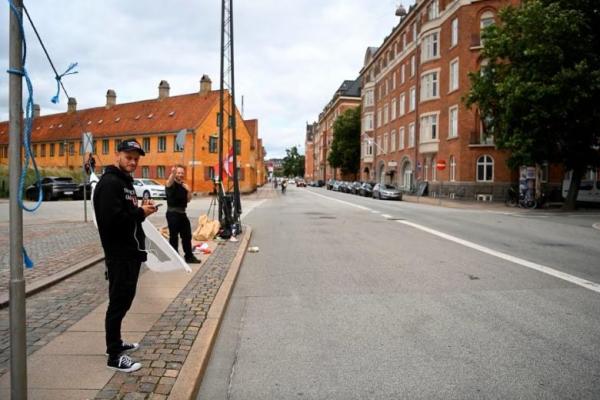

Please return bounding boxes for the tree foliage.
[464,0,600,209]
[328,106,361,177]
[282,146,305,177]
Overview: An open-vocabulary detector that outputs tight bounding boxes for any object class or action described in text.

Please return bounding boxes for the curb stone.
[167,226,252,400]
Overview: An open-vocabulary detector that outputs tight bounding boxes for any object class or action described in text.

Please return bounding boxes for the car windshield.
[384,185,397,190]
[142,179,161,185]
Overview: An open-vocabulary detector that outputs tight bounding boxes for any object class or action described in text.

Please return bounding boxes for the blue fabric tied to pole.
[51,62,78,104]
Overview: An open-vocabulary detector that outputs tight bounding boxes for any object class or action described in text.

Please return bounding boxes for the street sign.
[82,132,93,154]
[436,160,446,170]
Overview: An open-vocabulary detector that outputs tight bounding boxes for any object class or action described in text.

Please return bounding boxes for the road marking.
[306,188,600,295]
[397,220,600,294]
[381,214,393,219]
[593,223,600,231]
[242,199,267,217]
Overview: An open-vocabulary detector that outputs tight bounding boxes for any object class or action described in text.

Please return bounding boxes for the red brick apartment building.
[360,0,563,200]
[309,79,361,182]
[0,76,267,193]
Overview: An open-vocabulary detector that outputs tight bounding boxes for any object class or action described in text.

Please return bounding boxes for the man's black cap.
[117,138,146,155]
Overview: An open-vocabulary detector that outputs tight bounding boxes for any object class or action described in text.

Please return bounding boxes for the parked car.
[326,179,335,190]
[25,176,79,201]
[332,181,343,191]
[349,181,362,195]
[73,181,92,200]
[296,179,307,187]
[359,182,374,197]
[317,180,325,187]
[373,183,403,200]
[133,179,166,200]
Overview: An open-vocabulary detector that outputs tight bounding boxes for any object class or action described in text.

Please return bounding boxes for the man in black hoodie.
[93,138,157,372]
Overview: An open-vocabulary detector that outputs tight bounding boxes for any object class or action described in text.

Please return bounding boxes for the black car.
[359,182,374,197]
[25,176,79,201]
[316,180,325,187]
[73,181,92,200]
[350,182,362,195]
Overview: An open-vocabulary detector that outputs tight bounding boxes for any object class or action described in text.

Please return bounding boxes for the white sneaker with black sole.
[107,354,142,373]
[105,341,140,356]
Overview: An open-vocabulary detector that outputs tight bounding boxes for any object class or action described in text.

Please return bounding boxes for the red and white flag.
[214,147,234,178]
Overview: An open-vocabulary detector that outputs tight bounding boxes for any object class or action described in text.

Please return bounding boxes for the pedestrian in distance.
[93,138,157,373]
[165,165,201,264]
[281,179,287,194]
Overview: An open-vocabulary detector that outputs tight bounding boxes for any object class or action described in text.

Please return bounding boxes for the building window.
[383,133,388,154]
[399,127,405,150]
[476,155,494,182]
[40,143,46,157]
[68,142,75,156]
[399,93,406,116]
[450,155,456,181]
[102,139,109,154]
[449,106,458,138]
[480,11,495,45]
[451,18,459,47]
[49,143,55,157]
[408,123,415,148]
[449,59,459,91]
[158,136,166,152]
[421,32,439,62]
[402,33,407,49]
[421,71,439,101]
[32,144,37,157]
[173,135,184,152]
[364,114,374,131]
[401,64,406,83]
[410,55,416,76]
[114,139,122,152]
[392,73,397,90]
[383,104,389,124]
[391,99,397,120]
[79,141,84,155]
[391,130,397,152]
[428,0,439,20]
[540,162,549,183]
[364,89,374,107]
[92,140,97,154]
[207,136,217,153]
[59,142,65,156]
[142,138,151,153]
[207,166,215,180]
[412,23,417,41]
[377,109,382,128]
[420,114,438,141]
[235,139,241,156]
[157,166,165,178]
[142,166,149,178]
[431,157,437,181]
[409,87,416,111]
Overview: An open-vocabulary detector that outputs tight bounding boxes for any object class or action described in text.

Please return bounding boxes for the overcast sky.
[1,0,413,158]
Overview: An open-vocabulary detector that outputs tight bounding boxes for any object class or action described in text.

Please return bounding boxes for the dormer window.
[169,111,176,117]
[134,115,141,120]
[147,113,154,119]
[115,117,121,122]
[98,119,103,124]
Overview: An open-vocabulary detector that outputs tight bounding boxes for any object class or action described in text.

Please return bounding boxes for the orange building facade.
[0,77,266,194]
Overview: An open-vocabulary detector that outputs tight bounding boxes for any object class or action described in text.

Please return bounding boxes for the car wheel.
[143,191,151,201]
[25,188,36,201]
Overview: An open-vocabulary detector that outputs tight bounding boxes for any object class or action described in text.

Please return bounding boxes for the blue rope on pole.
[50,62,78,104]
[7,0,43,268]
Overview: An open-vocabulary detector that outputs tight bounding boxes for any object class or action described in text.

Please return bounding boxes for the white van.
[562,169,600,203]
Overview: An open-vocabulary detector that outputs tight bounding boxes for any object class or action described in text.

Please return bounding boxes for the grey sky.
[1,1,413,158]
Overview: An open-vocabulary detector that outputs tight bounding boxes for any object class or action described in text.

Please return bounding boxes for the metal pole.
[8,1,28,398]
[218,0,225,222]
[82,150,87,223]
[191,130,196,192]
[229,0,242,218]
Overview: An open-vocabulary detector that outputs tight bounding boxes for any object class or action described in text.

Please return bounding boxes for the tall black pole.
[218,0,226,222]
[8,1,28,398]
[229,0,242,218]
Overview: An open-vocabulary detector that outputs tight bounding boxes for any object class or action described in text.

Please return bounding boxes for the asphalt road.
[199,185,600,399]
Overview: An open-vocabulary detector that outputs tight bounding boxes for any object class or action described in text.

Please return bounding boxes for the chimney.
[33,104,40,118]
[158,80,170,99]
[106,89,116,108]
[200,75,212,95]
[67,97,77,114]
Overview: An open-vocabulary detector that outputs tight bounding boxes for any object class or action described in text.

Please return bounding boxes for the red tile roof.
[0,91,220,145]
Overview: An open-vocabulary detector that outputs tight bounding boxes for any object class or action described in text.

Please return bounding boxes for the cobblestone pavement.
[0,260,109,377]
[95,236,242,400]
[0,221,102,295]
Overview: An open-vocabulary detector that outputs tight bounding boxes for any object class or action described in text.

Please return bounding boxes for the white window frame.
[420,112,439,142]
[383,133,389,154]
[448,105,458,138]
[399,127,405,150]
[451,18,459,47]
[449,58,459,92]
[431,157,437,181]
[421,31,440,62]
[428,0,439,20]
[420,70,439,101]
[476,154,494,182]
[408,123,415,148]
[391,130,397,152]
[391,98,397,120]
[377,108,382,128]
[450,155,456,181]
[392,72,397,90]
[410,55,416,76]
[399,93,406,116]
[409,87,416,111]
[401,64,406,83]
[383,103,389,124]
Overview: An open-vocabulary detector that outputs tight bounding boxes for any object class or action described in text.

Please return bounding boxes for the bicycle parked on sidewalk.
[505,186,547,209]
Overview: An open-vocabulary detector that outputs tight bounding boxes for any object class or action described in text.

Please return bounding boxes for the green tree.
[465,0,600,210]
[282,146,305,177]
[328,106,361,179]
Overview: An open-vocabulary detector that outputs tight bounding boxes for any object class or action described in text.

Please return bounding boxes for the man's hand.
[141,203,158,217]
[182,182,190,192]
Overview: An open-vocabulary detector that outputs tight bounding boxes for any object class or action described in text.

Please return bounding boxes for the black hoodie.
[93,165,147,262]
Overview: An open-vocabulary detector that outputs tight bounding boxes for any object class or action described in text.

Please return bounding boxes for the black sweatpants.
[166,211,193,258]
[105,258,141,358]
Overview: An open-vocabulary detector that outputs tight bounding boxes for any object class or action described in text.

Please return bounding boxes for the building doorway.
[401,160,413,191]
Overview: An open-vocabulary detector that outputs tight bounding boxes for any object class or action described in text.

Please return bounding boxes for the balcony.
[419,140,439,154]
[469,131,495,147]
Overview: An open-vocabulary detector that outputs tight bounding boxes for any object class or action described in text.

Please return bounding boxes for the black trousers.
[105,258,141,358]
[166,211,193,258]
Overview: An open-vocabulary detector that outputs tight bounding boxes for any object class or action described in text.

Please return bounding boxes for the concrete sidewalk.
[0,228,252,399]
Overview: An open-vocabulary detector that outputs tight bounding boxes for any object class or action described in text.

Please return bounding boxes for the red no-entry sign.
[436,160,446,171]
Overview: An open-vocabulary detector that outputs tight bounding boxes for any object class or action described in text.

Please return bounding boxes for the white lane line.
[593,223,600,231]
[242,199,267,217]
[397,220,600,294]
[306,189,600,294]
[381,214,393,219]
[371,210,381,214]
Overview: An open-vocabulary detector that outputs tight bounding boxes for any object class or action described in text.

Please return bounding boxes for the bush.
[0,164,85,198]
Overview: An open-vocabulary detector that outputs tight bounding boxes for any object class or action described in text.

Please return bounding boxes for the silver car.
[373,183,402,200]
[133,179,166,200]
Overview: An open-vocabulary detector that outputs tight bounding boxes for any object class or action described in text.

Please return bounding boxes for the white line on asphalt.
[593,223,600,231]
[305,189,600,295]
[381,214,393,219]
[397,220,600,294]
[242,199,267,218]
